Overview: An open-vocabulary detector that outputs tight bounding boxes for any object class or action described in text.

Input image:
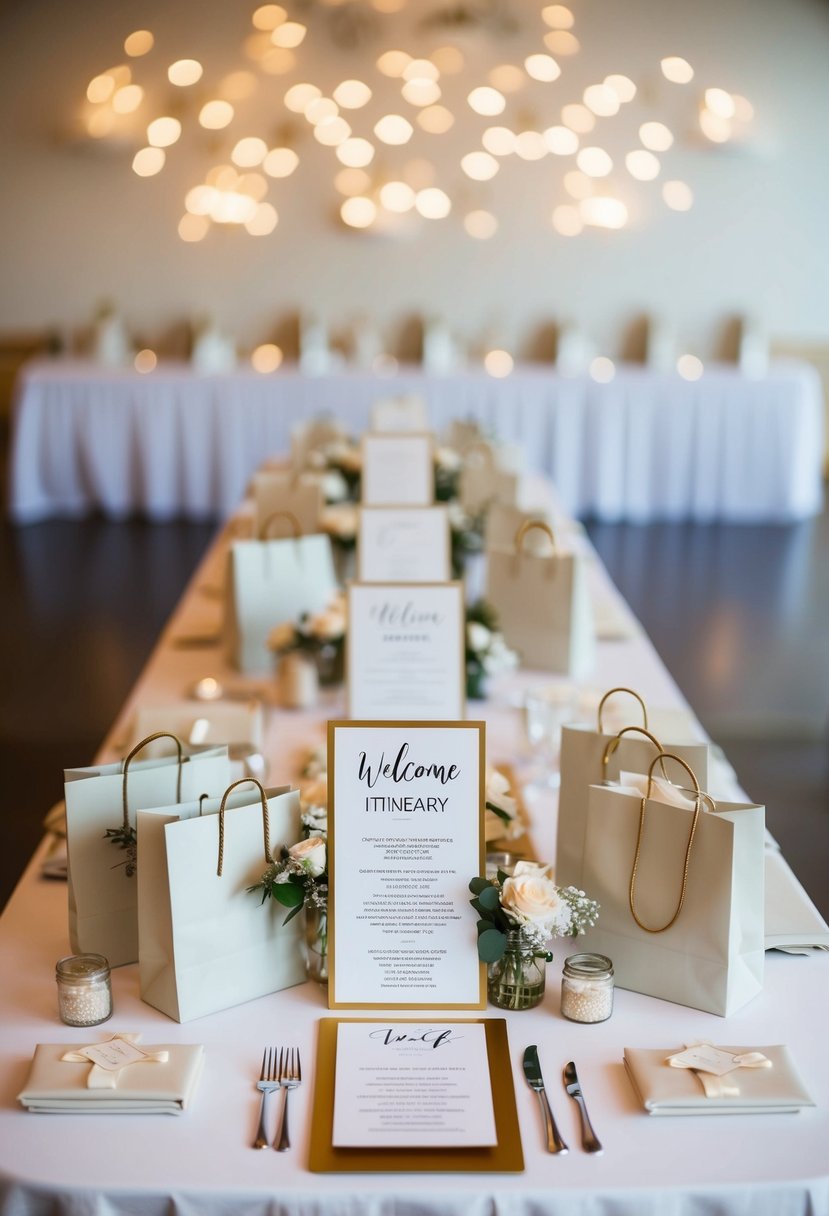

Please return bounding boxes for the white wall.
[1,0,828,359]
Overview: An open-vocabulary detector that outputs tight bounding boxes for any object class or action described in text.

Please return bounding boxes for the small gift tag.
[79,1037,152,1072]
[667,1044,744,1077]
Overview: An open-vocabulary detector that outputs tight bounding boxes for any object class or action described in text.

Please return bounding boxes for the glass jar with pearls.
[55,954,112,1027]
[561,953,614,1023]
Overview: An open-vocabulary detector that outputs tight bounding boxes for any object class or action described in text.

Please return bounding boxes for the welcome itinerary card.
[347,582,465,720]
[327,721,486,1009]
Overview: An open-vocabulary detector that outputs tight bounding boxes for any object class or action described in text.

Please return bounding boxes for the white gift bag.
[485,520,594,676]
[579,754,765,1016]
[252,472,323,538]
[138,778,306,1023]
[225,519,338,674]
[65,733,231,967]
[557,688,710,890]
[459,443,519,514]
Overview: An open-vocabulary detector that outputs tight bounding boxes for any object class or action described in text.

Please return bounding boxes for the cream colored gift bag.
[138,778,306,1023]
[486,520,595,676]
[579,754,765,1016]
[251,471,323,538]
[556,688,709,890]
[65,732,231,967]
[225,511,338,674]
[459,442,519,514]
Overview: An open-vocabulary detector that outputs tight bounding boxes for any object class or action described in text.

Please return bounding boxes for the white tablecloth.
[1,487,827,1215]
[8,359,824,523]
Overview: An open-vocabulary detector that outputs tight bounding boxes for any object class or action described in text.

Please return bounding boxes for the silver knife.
[563,1060,603,1154]
[522,1046,568,1154]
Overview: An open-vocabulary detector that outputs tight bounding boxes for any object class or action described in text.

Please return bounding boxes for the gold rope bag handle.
[259,510,302,541]
[216,778,271,878]
[628,752,715,934]
[597,687,648,734]
[121,732,184,839]
[601,725,671,783]
[512,519,558,579]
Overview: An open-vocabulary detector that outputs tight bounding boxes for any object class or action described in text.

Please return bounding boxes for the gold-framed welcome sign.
[327,720,486,1010]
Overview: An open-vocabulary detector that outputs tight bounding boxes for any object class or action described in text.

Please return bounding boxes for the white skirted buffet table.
[1,481,828,1216]
[8,358,824,523]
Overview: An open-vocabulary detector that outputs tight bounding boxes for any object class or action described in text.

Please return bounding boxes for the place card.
[332,1021,496,1148]
[357,507,451,583]
[361,433,434,506]
[347,583,465,720]
[327,720,486,1009]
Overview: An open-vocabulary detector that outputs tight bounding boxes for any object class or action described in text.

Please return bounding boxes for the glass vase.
[487,929,550,1010]
[315,641,345,687]
[304,903,329,984]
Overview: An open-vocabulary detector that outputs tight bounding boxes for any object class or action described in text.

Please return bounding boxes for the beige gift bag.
[225,510,338,674]
[485,520,595,676]
[556,688,709,890]
[459,442,519,514]
[485,504,551,553]
[137,778,306,1023]
[252,471,323,538]
[65,732,231,967]
[579,754,765,1016]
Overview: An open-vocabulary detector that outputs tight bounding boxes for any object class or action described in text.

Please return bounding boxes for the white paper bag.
[579,754,765,1016]
[225,530,337,674]
[485,520,594,676]
[252,472,323,538]
[65,734,231,967]
[556,688,710,890]
[138,779,306,1023]
[459,443,519,514]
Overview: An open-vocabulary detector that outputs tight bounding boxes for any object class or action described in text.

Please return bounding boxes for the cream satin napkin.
[624,1044,814,1116]
[17,1038,204,1114]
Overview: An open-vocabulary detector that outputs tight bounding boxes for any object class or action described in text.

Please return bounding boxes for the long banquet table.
[1,485,828,1216]
[8,357,825,524]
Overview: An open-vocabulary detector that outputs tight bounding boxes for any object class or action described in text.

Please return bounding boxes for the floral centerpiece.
[484,766,522,844]
[469,862,599,1009]
[248,800,329,982]
[268,592,347,688]
[466,600,518,699]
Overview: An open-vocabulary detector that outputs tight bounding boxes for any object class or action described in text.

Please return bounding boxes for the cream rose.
[267,621,297,653]
[307,607,346,640]
[500,869,566,936]
[288,836,326,877]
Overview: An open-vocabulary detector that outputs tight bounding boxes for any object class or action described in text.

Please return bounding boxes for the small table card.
[328,721,486,1009]
[347,582,465,720]
[332,1021,497,1147]
[361,433,434,506]
[358,507,451,583]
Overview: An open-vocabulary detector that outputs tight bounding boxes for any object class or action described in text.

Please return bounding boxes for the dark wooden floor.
[1,496,827,918]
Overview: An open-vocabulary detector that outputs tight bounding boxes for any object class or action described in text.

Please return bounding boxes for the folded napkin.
[18,1035,204,1115]
[624,1044,814,1116]
[764,848,829,953]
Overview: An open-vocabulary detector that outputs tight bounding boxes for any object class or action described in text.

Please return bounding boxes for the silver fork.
[253,1047,280,1149]
[274,1047,302,1152]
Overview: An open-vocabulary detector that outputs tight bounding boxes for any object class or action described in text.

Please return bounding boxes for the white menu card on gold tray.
[332,1021,497,1147]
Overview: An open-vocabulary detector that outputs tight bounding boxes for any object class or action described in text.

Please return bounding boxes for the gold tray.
[309,1017,524,1174]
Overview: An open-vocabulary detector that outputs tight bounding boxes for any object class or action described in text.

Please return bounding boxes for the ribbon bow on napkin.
[61,1032,169,1089]
[666,1041,772,1099]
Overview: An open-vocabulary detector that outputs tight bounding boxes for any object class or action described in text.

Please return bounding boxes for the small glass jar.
[56,954,113,1027]
[561,953,614,1023]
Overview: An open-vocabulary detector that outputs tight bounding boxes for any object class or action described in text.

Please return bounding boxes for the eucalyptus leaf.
[477,884,501,912]
[469,876,490,895]
[282,901,305,925]
[477,928,508,963]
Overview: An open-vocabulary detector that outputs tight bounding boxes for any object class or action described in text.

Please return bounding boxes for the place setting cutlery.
[522,1047,603,1155]
[563,1060,603,1154]
[253,1046,302,1151]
